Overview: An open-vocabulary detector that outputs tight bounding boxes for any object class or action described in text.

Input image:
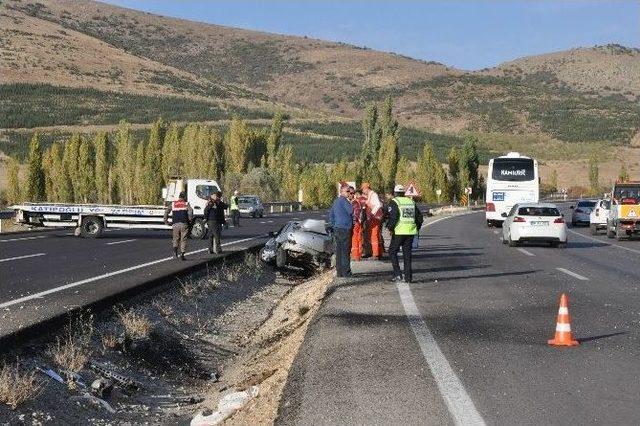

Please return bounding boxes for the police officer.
[164,191,193,260]
[230,190,241,227]
[386,185,423,283]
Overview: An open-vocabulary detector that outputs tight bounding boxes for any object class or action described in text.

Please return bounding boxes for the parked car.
[570,199,597,226]
[261,219,334,271]
[502,203,567,247]
[589,199,611,235]
[238,195,264,218]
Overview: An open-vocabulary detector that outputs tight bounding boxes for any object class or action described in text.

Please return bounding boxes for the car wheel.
[80,216,104,238]
[616,229,627,241]
[590,224,598,235]
[550,241,559,248]
[275,247,287,268]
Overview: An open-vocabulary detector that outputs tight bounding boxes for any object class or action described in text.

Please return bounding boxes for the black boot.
[173,247,179,259]
[180,253,186,261]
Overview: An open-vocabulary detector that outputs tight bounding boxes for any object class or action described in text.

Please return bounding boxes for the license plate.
[531,221,548,226]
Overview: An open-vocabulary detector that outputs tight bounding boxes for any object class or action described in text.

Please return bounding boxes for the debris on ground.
[191,386,259,426]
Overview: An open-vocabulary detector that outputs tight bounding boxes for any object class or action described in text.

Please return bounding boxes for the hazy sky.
[102,0,639,70]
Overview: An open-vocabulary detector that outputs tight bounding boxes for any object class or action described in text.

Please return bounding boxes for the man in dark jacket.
[204,191,227,254]
[386,185,423,283]
[329,184,354,278]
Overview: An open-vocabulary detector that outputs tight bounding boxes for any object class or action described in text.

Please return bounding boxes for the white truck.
[607,181,640,241]
[11,178,220,238]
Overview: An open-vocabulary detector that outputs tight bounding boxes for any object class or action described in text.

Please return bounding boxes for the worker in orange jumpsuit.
[350,188,366,260]
[362,183,384,260]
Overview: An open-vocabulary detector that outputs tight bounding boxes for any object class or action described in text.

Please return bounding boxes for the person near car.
[350,188,366,261]
[204,191,227,254]
[230,190,240,227]
[329,184,354,278]
[387,185,424,283]
[164,191,194,261]
[362,182,384,260]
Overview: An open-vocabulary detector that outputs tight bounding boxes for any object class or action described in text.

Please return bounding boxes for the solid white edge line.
[567,229,640,255]
[0,235,48,243]
[556,267,589,281]
[105,239,137,246]
[0,236,259,310]
[396,282,485,425]
[0,253,46,263]
[516,248,535,257]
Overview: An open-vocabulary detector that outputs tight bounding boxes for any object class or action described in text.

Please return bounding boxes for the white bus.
[485,152,539,226]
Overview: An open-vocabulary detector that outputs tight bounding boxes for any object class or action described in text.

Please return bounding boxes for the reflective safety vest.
[172,199,189,224]
[393,196,417,235]
[230,195,239,211]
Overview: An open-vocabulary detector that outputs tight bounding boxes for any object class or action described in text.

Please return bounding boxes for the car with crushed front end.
[502,203,567,247]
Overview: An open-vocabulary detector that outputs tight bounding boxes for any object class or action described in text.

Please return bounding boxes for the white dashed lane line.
[0,235,47,243]
[0,253,46,263]
[517,248,535,257]
[106,239,137,246]
[493,230,499,235]
[567,229,640,256]
[556,267,589,281]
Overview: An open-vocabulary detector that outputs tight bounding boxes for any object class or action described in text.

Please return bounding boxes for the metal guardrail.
[263,201,302,214]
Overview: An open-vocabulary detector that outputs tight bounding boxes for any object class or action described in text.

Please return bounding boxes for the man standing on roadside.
[230,190,241,227]
[164,191,194,261]
[204,191,227,254]
[387,185,423,283]
[329,184,354,278]
[361,182,384,260]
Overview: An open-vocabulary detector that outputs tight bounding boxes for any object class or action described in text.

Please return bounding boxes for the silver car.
[570,199,597,226]
[238,195,264,218]
[261,219,334,271]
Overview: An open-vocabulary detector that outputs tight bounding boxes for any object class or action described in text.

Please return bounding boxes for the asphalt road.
[0,209,327,339]
[279,205,640,425]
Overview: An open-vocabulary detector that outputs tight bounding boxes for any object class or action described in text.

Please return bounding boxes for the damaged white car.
[261,219,335,271]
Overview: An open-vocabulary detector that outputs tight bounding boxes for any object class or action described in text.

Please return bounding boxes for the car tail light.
[575,208,583,213]
[513,216,526,223]
[486,203,495,212]
[554,217,565,224]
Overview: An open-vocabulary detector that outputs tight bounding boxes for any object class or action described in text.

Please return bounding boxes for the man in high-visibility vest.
[164,191,194,260]
[230,190,240,227]
[386,185,423,283]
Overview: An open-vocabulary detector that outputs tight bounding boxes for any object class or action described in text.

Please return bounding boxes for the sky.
[102,0,639,70]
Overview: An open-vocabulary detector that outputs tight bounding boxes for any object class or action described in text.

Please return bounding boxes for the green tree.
[77,138,96,203]
[143,119,164,203]
[93,132,110,203]
[211,129,225,180]
[588,154,599,194]
[6,158,22,204]
[161,123,181,182]
[26,132,45,201]
[549,169,558,192]
[378,134,399,193]
[315,165,335,208]
[395,156,413,186]
[618,163,629,182]
[416,143,438,202]
[42,148,54,201]
[114,121,135,204]
[49,143,72,202]
[133,140,146,204]
[225,118,250,174]
[267,112,283,171]
[357,103,383,189]
[63,134,81,202]
[459,136,480,197]
[180,123,199,178]
[279,145,299,201]
[379,97,399,140]
[447,147,460,199]
[239,167,279,201]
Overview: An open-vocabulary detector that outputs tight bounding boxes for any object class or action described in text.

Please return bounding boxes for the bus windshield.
[492,158,535,182]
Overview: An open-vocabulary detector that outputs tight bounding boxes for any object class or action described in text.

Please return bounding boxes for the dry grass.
[152,298,175,317]
[49,313,94,373]
[0,362,42,410]
[116,307,152,339]
[100,334,119,354]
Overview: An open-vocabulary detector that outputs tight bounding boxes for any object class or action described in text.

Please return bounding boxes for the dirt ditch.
[0,253,333,425]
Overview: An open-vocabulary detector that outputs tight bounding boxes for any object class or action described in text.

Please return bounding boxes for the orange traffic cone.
[548,293,579,347]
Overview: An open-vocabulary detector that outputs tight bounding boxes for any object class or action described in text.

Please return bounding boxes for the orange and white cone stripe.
[548,293,579,347]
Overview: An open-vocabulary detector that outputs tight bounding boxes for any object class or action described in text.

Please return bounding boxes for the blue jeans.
[334,227,352,277]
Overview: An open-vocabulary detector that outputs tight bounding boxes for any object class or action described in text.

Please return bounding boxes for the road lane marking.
[567,229,640,255]
[106,239,137,246]
[0,253,46,263]
[0,237,259,310]
[0,235,47,243]
[493,230,499,234]
[396,282,486,425]
[556,267,589,281]
[517,248,535,257]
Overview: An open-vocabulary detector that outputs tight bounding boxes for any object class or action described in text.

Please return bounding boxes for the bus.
[485,152,539,227]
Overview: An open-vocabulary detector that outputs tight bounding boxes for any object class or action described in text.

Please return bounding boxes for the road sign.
[435,189,442,196]
[465,187,472,195]
[405,182,420,197]
[460,194,468,206]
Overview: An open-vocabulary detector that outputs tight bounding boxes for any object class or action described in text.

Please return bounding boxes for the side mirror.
[501,212,508,218]
[569,205,574,209]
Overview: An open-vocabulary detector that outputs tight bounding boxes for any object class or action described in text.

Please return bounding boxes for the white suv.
[589,199,611,235]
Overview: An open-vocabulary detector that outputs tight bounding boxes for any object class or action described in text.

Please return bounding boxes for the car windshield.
[614,185,640,200]
[517,207,560,216]
[238,197,257,204]
[577,201,596,208]
[195,185,220,200]
[492,158,535,182]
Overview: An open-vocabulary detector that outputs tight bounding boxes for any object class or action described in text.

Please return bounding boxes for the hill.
[1,0,639,146]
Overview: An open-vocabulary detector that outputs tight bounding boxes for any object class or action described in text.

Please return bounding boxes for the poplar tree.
[618,163,629,182]
[26,132,45,201]
[211,129,225,180]
[267,112,283,171]
[378,135,399,193]
[114,121,135,205]
[416,144,438,202]
[193,125,212,179]
[279,145,299,201]
[357,104,383,189]
[133,141,146,204]
[225,118,250,174]
[161,123,181,182]
[63,134,81,202]
[144,120,164,203]
[447,146,460,199]
[94,132,110,203]
[395,156,413,186]
[549,169,558,192]
[50,143,71,202]
[180,123,199,178]
[588,154,599,194]
[459,136,480,197]
[77,138,96,203]
[42,148,54,201]
[6,158,22,204]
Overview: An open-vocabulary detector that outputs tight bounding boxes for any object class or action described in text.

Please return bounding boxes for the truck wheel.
[616,229,627,241]
[190,219,208,239]
[590,224,598,235]
[275,247,287,268]
[80,216,104,238]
